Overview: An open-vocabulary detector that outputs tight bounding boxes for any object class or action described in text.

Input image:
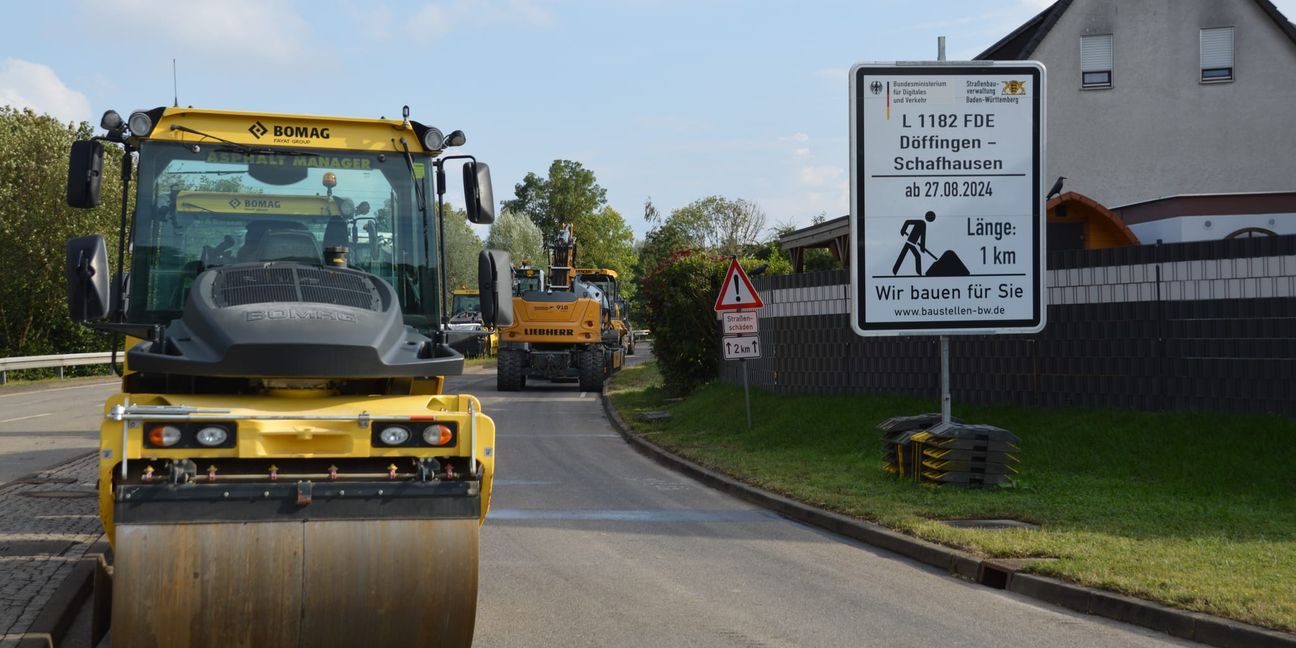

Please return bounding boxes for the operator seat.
[253,230,322,263]
[238,221,318,263]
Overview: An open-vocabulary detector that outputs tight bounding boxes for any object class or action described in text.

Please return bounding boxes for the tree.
[634,195,771,293]
[0,107,129,359]
[501,160,607,242]
[502,159,636,287]
[440,202,482,291]
[665,195,767,257]
[485,209,544,267]
[574,205,635,276]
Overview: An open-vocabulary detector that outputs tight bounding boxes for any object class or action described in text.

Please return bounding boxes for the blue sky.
[4,0,1294,239]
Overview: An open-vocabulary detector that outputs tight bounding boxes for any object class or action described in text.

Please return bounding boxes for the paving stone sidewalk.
[0,453,103,647]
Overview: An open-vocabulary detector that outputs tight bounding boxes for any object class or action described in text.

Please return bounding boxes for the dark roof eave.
[1254,0,1296,48]
[976,0,1294,62]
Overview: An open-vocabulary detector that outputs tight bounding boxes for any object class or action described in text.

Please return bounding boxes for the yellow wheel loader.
[63,105,514,648]
[495,225,624,392]
[575,267,636,356]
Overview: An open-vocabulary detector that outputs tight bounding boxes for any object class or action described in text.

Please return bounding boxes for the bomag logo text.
[242,198,281,209]
[273,125,330,139]
[524,328,574,336]
[246,309,357,323]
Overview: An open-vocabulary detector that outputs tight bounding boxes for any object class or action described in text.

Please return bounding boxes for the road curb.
[600,385,1296,648]
[18,557,97,648]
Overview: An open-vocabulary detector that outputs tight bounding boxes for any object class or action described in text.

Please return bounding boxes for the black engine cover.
[127,263,462,378]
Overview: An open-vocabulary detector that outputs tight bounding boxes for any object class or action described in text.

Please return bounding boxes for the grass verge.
[608,361,1296,633]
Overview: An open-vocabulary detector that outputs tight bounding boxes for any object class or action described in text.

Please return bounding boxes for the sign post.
[849,61,1046,422]
[716,259,765,430]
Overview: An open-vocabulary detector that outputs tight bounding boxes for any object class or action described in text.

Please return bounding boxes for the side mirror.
[463,161,495,225]
[477,249,514,327]
[66,235,111,321]
[66,140,104,208]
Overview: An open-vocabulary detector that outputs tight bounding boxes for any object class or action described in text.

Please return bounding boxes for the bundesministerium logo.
[869,80,883,95]
[248,121,268,139]
[1001,80,1027,95]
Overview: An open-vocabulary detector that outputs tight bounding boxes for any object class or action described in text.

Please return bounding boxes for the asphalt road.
[5,358,1201,647]
[0,379,116,485]
[456,350,1199,648]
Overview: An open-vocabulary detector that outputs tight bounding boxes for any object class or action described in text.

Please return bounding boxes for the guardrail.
[0,352,114,384]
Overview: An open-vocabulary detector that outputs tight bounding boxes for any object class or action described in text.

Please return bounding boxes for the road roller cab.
[64,105,514,647]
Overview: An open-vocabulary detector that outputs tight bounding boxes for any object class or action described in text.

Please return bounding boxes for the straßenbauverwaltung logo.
[870,80,883,95]
[1001,80,1027,95]
[248,121,268,139]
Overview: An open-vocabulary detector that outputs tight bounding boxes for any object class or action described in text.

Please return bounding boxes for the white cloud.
[85,0,312,66]
[405,0,554,42]
[1018,0,1054,9]
[792,147,810,159]
[0,59,91,124]
[798,164,845,188]
[780,132,810,143]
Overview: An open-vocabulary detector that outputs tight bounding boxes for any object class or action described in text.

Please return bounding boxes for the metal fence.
[0,352,113,384]
[721,235,1296,417]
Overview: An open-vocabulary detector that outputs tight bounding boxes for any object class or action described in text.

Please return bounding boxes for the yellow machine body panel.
[98,391,496,544]
[142,107,439,153]
[499,294,603,345]
[175,191,344,217]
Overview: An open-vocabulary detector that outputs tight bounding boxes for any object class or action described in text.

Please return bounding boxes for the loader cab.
[576,269,626,320]
[514,265,545,295]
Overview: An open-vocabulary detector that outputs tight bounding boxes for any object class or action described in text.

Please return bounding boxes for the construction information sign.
[850,62,1046,336]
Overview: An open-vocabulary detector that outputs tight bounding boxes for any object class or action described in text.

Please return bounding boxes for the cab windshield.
[515,269,543,294]
[578,273,618,301]
[451,293,481,315]
[128,142,441,330]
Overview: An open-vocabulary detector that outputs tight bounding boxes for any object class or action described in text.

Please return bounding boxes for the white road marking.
[0,381,116,399]
[497,434,619,438]
[579,392,587,398]
[0,413,52,424]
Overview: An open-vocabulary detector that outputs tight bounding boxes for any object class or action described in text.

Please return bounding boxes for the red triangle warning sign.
[714,259,765,311]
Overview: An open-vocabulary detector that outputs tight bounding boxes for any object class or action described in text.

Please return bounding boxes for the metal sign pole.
[940,336,951,424]
[741,358,752,430]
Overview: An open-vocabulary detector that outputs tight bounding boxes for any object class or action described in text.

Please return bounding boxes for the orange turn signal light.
[422,424,454,446]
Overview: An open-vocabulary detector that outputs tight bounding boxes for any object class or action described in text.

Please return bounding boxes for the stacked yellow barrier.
[880,416,1019,487]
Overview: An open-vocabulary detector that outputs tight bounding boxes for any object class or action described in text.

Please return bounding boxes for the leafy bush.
[0,107,128,358]
[638,250,787,395]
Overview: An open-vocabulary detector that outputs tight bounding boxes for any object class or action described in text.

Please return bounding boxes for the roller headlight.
[100,110,123,131]
[128,111,154,136]
[379,426,411,446]
[195,426,229,447]
[422,424,454,447]
[147,424,182,448]
[421,126,444,151]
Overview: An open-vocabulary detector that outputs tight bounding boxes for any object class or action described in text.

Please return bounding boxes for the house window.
[1200,27,1234,82]
[1080,34,1113,88]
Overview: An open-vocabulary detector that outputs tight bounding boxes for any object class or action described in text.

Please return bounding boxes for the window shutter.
[1200,27,1234,68]
[1080,35,1113,71]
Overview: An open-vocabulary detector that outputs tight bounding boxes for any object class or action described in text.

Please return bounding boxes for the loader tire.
[578,346,603,392]
[497,349,525,391]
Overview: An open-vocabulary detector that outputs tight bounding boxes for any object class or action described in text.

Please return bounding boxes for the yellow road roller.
[63,105,513,647]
